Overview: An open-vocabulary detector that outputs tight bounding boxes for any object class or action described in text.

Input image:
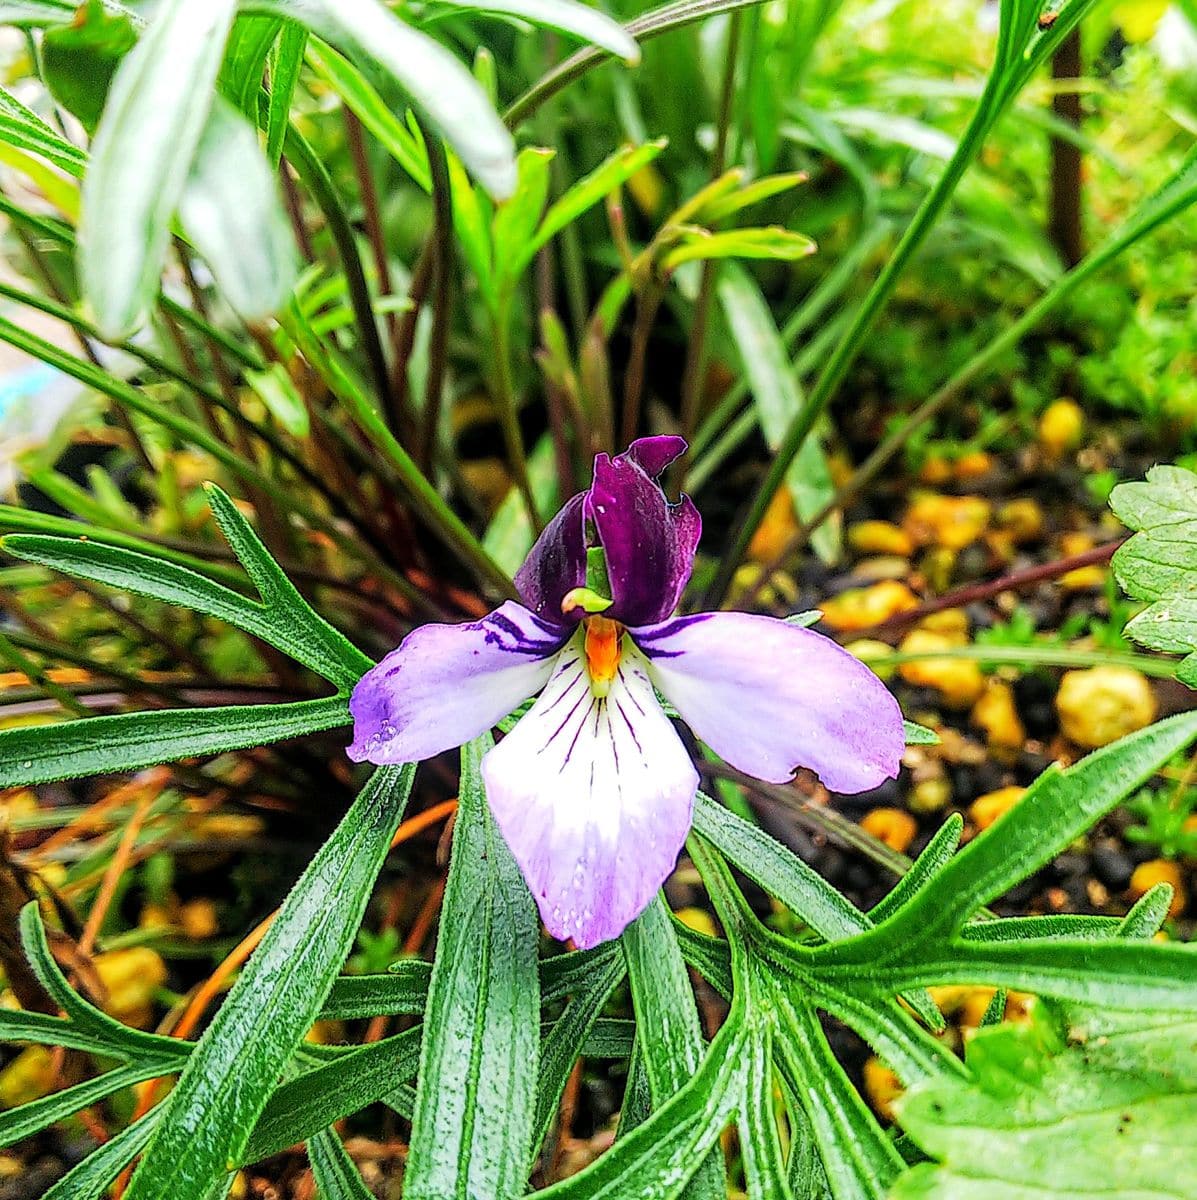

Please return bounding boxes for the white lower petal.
[481,636,698,948]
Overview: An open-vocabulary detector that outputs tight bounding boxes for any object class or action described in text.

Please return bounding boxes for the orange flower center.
[583,616,623,697]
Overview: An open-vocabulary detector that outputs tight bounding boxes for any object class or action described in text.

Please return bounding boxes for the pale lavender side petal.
[513,492,587,626]
[635,612,904,793]
[347,601,564,765]
[481,638,698,949]
[587,450,701,627]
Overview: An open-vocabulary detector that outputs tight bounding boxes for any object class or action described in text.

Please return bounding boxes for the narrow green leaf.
[529,139,667,261]
[304,40,431,189]
[17,905,188,1061]
[0,85,88,173]
[621,896,725,1199]
[824,712,1197,962]
[309,1129,374,1199]
[533,952,626,1151]
[245,362,310,437]
[243,1028,422,1163]
[266,21,307,165]
[244,0,516,197]
[437,0,639,62]
[320,961,432,1020]
[403,736,539,1200]
[902,721,940,746]
[0,695,348,788]
[774,993,902,1200]
[79,0,237,336]
[179,96,298,322]
[221,14,282,118]
[537,1019,749,1200]
[124,764,415,1200]
[42,1113,159,1200]
[663,226,817,268]
[0,1061,167,1149]
[717,266,838,562]
[739,1029,793,1200]
[493,146,554,291]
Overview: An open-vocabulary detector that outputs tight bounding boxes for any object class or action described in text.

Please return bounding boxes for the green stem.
[283,125,395,414]
[705,69,1008,603]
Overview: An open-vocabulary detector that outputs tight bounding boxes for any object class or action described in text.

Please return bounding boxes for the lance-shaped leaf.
[622,896,725,1198]
[243,0,516,197]
[403,736,540,1200]
[717,265,839,564]
[178,96,298,322]
[123,764,415,1200]
[79,0,237,337]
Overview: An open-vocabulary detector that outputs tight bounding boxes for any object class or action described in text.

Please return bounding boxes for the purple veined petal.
[481,637,698,949]
[623,435,687,478]
[347,601,565,765]
[634,612,905,794]
[513,492,587,626]
[587,448,701,627]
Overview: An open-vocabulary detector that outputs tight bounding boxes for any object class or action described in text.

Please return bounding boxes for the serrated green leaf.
[179,96,298,322]
[892,1010,1197,1200]
[1111,464,1197,685]
[717,266,839,563]
[79,0,237,337]
[403,736,539,1200]
[123,764,415,1200]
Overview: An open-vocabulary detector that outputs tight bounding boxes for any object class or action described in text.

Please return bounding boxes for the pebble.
[1039,398,1084,458]
[820,580,919,632]
[1056,667,1158,748]
[860,808,918,853]
[971,679,1026,753]
[1091,843,1134,889]
[1129,859,1187,918]
[897,629,986,707]
[903,493,992,550]
[848,519,913,557]
[970,786,1025,831]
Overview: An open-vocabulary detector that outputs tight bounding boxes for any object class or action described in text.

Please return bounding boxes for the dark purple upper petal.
[587,444,700,626]
[514,492,587,627]
[514,437,699,628]
[622,435,687,478]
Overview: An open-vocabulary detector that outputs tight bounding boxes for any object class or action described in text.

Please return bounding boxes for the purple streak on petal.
[347,601,565,765]
[586,446,701,626]
[623,435,687,478]
[635,612,905,793]
[514,492,587,626]
[481,640,698,949]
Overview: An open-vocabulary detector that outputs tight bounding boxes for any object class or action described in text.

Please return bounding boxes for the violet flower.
[348,436,904,948]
